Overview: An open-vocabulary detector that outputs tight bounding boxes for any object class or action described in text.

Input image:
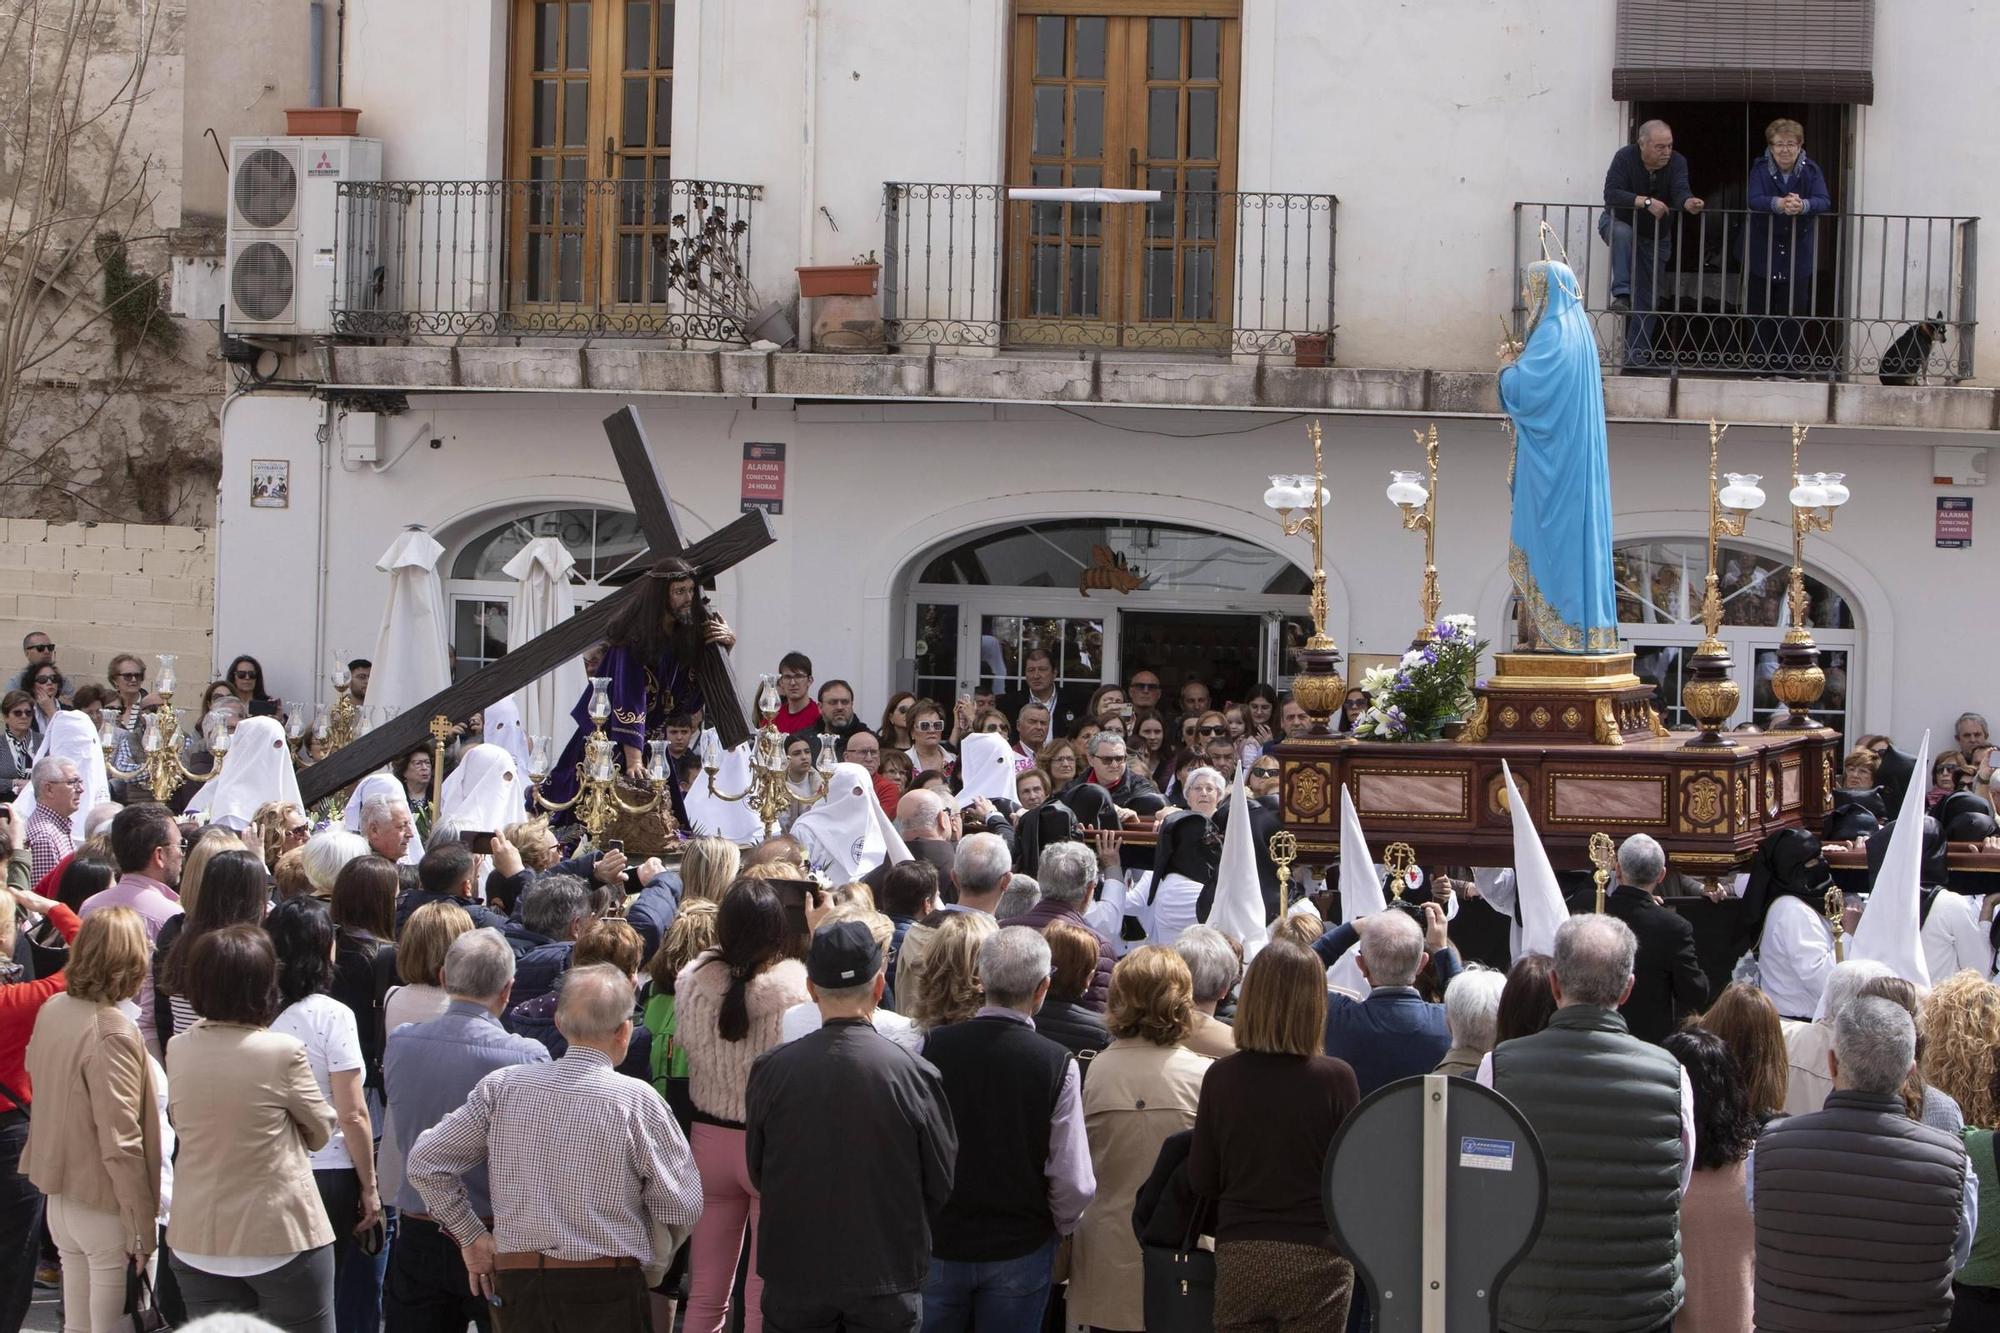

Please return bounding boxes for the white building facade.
[207,0,1997,745]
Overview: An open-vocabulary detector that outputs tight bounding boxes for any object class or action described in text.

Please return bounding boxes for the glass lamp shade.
[646,740,670,781]
[700,730,722,767]
[1789,475,1829,508]
[284,708,306,740]
[312,703,331,741]
[209,724,233,756]
[1818,471,1850,507]
[528,735,553,779]
[98,716,118,751]
[589,738,615,782]
[1263,475,1302,512]
[756,675,781,719]
[331,661,350,690]
[1386,470,1429,508]
[816,735,839,775]
[1718,473,1766,511]
[587,676,613,723]
[155,653,177,697]
[142,714,163,753]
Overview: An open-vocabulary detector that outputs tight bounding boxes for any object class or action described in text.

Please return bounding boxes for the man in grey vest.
[1480,914,1691,1333]
[1749,994,1974,1331]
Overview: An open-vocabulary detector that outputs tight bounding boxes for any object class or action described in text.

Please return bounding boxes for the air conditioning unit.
[225,135,381,335]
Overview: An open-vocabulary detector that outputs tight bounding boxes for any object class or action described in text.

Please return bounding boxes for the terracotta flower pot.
[1293,332,1329,367]
[797,264,880,299]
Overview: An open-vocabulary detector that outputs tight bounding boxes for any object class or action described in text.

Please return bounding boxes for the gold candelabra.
[1263,420,1345,733]
[1387,424,1443,641]
[1269,829,1299,917]
[100,653,224,802]
[1383,842,1419,901]
[429,714,454,810]
[702,675,836,839]
[1588,831,1616,913]
[1772,424,1849,729]
[1682,421,1765,747]
[1826,883,1847,961]
[526,677,672,844]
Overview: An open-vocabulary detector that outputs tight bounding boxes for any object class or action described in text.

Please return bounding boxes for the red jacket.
[0,903,80,1112]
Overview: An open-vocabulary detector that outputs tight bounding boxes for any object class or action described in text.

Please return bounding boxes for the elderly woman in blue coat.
[1745,117,1832,375]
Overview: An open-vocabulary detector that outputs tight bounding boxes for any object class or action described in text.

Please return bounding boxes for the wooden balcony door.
[507,0,676,318]
[1006,5,1239,347]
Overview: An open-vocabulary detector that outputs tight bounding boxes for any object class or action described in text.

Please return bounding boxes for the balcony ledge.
[323,344,2000,434]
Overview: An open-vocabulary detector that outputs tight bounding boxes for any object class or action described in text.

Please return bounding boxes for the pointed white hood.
[1207,773,1270,959]
[956,732,1020,809]
[1849,729,1933,992]
[1501,761,1569,956]
[184,715,302,830]
[11,708,112,823]
[1329,784,1386,994]
[793,761,911,884]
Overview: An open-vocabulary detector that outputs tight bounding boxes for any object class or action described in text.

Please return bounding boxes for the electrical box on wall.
[1934,446,1989,486]
[340,411,382,465]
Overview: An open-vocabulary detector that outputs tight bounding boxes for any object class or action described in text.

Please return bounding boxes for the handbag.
[117,1262,169,1333]
[1140,1204,1215,1333]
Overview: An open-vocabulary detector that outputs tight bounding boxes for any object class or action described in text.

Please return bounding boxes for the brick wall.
[0,520,214,688]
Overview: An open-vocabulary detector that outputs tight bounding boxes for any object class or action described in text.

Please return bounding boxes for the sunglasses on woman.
[1198,724,1228,736]
[915,720,945,732]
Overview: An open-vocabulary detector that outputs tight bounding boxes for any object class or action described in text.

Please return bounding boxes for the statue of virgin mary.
[1498,257,1619,653]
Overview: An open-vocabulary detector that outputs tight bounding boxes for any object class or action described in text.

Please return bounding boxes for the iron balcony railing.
[884,183,1336,355]
[333,177,764,340]
[1512,202,1977,382]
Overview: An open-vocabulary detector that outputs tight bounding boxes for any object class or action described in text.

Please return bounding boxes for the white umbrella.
[1206,774,1270,960]
[501,536,585,762]
[367,527,451,719]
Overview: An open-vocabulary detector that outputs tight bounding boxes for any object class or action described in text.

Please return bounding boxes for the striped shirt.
[406,1045,702,1263]
[26,806,73,885]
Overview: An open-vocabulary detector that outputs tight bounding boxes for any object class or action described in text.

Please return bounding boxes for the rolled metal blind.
[1614,0,1875,103]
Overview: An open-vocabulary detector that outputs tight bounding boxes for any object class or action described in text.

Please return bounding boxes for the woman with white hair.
[1435,966,1507,1077]
[1144,766,1227,946]
[300,830,370,899]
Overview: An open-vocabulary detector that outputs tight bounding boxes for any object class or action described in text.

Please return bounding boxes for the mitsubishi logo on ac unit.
[224,135,381,336]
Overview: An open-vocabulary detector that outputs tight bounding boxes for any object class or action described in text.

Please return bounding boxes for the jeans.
[919,1236,1057,1333]
[383,1214,489,1333]
[311,1167,372,1333]
[171,1244,336,1333]
[46,1193,141,1333]
[686,1121,762,1333]
[0,1109,44,1333]
[1599,208,1672,368]
[764,1286,922,1333]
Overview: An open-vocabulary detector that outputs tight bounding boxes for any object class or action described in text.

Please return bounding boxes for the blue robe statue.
[541,641,700,831]
[1498,258,1620,653]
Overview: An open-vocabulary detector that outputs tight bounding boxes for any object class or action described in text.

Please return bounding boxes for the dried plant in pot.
[650,195,792,345]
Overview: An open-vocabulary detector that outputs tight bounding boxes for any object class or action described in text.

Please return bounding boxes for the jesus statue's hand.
[705,615,736,650]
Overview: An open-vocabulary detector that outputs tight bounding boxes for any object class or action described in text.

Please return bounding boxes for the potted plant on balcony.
[1293,328,1331,367]
[796,254,880,298]
[651,195,794,346]
[800,250,884,352]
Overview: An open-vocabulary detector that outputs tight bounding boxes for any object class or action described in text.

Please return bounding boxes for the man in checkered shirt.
[407,963,703,1332]
[24,757,80,884]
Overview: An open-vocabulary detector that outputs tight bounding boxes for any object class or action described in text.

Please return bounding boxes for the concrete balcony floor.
[322,343,2000,434]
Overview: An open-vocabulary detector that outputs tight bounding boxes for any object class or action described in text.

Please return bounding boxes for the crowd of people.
[3,621,1999,1333]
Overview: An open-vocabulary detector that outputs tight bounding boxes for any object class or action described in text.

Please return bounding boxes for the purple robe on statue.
[540,642,702,832]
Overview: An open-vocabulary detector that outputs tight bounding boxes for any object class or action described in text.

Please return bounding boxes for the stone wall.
[0,520,214,687]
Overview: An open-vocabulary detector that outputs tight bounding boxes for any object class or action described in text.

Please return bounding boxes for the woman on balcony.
[1745,118,1831,377]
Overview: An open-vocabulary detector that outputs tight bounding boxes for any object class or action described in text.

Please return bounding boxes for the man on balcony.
[1600,121,1705,366]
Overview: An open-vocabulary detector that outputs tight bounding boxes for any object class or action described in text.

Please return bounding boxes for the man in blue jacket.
[1319,902,1463,1096]
[1600,120,1706,367]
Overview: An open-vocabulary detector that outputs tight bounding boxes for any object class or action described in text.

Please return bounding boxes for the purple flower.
[1394,672,1413,691]
[1421,645,1439,665]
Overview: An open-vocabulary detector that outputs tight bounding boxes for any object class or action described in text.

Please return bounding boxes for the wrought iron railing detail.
[333,177,763,340]
[1512,202,1976,382]
[883,183,1337,355]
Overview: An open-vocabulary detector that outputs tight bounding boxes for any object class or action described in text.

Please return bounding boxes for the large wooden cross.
[297,406,774,805]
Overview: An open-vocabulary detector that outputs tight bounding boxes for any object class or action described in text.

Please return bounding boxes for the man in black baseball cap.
[746,918,958,1331]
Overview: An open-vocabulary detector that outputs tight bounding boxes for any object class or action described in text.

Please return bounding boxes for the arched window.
[1610,538,1858,737]
[443,506,643,680]
[905,518,1312,707]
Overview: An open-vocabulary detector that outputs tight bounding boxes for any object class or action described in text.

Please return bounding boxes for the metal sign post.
[1327,1074,1548,1332]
